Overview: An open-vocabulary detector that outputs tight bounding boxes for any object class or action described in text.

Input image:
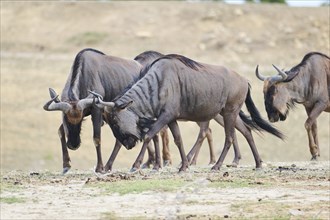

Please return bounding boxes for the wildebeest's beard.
[64,115,83,150]
[265,86,288,122]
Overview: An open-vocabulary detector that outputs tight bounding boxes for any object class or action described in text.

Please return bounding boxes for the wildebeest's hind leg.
[187,121,215,165]
[212,110,239,171]
[59,124,71,174]
[312,122,320,157]
[213,115,242,167]
[104,139,122,172]
[233,118,262,169]
[160,127,172,166]
[305,105,325,160]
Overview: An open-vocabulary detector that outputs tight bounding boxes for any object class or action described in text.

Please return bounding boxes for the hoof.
[211,165,221,171]
[104,165,112,173]
[62,167,71,174]
[130,167,139,173]
[178,164,188,172]
[95,167,105,174]
[141,163,150,169]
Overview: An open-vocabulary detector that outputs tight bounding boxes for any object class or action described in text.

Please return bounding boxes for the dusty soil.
[1,162,329,219]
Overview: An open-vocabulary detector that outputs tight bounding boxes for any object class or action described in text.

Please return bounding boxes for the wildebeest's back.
[62,50,142,102]
[150,58,249,121]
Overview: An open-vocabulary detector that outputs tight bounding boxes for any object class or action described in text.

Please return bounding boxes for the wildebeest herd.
[44,49,330,174]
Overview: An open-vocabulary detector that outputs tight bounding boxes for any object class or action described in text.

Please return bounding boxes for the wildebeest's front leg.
[304,104,326,160]
[141,144,156,169]
[131,135,161,171]
[104,139,122,172]
[91,108,104,173]
[134,113,186,171]
[151,134,161,170]
[59,124,71,174]
[168,120,189,172]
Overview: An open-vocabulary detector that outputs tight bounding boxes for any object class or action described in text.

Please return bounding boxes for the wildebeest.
[134,51,218,167]
[92,54,284,171]
[43,49,216,173]
[255,52,330,160]
[43,48,166,173]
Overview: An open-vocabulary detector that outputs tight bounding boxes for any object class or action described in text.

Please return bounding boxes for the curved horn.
[272,64,287,81]
[49,88,61,103]
[89,90,115,110]
[76,98,94,111]
[43,95,71,112]
[255,65,267,81]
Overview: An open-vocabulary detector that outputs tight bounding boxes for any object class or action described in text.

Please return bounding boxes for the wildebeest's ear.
[118,100,133,110]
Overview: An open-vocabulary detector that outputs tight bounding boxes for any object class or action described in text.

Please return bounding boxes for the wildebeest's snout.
[67,138,81,150]
[268,111,287,123]
[122,137,138,150]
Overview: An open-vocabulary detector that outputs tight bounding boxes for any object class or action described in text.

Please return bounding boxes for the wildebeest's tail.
[244,87,284,139]
[238,111,261,131]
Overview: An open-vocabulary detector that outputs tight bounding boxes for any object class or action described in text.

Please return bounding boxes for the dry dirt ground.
[1,161,330,220]
[1,1,330,219]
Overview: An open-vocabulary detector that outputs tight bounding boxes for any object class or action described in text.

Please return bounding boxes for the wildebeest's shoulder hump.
[134,50,163,62]
[164,54,204,71]
[290,52,329,73]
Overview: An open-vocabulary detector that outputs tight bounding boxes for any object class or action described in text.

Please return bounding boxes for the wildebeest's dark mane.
[139,54,204,78]
[285,52,330,82]
[133,50,163,62]
[69,48,105,100]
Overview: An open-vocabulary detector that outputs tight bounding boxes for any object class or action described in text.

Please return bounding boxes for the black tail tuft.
[238,110,262,131]
[244,87,285,140]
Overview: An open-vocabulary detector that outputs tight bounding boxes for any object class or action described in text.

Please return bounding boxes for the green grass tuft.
[1,196,26,204]
[88,179,187,195]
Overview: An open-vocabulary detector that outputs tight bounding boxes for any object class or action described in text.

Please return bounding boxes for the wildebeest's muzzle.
[110,124,139,150]
[266,105,287,122]
[67,138,81,150]
[122,136,138,150]
[64,115,82,150]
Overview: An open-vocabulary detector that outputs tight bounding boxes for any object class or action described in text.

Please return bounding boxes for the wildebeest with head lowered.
[93,54,284,171]
[256,52,330,160]
[43,48,163,173]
